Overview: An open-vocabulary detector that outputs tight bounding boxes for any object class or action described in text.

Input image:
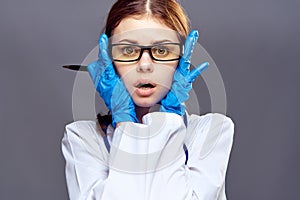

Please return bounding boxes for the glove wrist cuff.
[112,113,139,128]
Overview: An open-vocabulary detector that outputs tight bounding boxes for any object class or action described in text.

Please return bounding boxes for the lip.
[135,79,157,87]
[134,79,157,97]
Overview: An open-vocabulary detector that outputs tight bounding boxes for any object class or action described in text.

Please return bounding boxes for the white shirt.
[62,112,234,200]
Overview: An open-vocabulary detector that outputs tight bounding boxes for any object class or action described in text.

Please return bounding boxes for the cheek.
[114,62,138,75]
[114,63,131,82]
[154,62,178,89]
[113,63,122,76]
[113,63,136,93]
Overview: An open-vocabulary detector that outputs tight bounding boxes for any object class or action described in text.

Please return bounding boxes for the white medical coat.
[62,112,234,200]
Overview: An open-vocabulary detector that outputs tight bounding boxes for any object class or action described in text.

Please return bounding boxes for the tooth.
[137,83,144,88]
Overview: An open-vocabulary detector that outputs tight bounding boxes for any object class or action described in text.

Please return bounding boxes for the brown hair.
[104,0,190,38]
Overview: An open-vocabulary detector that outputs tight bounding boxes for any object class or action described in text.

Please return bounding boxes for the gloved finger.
[187,62,209,83]
[178,30,199,75]
[98,34,113,67]
[182,30,199,61]
[99,33,117,81]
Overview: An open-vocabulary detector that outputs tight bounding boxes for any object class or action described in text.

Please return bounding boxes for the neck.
[135,106,150,123]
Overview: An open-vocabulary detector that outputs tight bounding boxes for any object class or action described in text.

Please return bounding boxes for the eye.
[122,46,138,56]
[157,48,167,54]
[153,46,169,57]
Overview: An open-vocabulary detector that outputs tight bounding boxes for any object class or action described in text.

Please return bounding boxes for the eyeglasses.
[110,43,182,62]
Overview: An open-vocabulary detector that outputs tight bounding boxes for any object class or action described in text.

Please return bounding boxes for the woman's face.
[111,16,180,108]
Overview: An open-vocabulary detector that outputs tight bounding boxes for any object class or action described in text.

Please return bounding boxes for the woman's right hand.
[87,34,138,127]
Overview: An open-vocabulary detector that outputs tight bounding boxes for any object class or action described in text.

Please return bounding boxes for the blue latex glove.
[87,34,138,127]
[160,30,209,115]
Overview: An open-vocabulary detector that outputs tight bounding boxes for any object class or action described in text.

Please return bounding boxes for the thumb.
[87,61,100,85]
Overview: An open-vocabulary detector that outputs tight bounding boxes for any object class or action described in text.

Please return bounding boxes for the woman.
[62,0,234,199]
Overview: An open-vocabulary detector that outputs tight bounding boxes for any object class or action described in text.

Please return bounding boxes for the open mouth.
[136,83,156,88]
[134,81,156,97]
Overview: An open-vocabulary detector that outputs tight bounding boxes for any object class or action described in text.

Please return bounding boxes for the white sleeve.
[61,120,109,200]
[185,113,235,200]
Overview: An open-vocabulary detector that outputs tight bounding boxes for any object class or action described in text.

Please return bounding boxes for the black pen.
[62,65,88,72]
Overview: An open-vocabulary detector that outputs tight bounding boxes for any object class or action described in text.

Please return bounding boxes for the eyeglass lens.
[111,43,181,62]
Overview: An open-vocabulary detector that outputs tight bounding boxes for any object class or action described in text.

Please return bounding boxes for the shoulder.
[185,113,234,159]
[64,120,104,144]
[187,113,234,140]
[187,113,234,132]
[62,120,109,161]
[65,120,100,136]
[64,120,106,145]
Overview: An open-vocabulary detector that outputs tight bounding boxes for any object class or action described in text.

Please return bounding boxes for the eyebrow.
[117,39,175,44]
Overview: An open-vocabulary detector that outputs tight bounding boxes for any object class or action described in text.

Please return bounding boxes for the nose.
[137,51,154,72]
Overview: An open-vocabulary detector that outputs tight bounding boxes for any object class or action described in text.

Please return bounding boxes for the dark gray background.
[1,0,299,199]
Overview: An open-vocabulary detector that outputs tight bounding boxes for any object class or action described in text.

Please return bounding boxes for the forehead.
[111,16,180,44]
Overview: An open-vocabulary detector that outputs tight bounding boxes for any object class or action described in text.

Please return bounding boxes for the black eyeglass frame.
[110,42,183,62]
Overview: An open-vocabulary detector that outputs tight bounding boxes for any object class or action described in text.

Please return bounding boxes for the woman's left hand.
[160,30,209,115]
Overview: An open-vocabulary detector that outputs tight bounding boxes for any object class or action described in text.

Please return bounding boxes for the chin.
[131,89,168,108]
[133,98,159,108]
